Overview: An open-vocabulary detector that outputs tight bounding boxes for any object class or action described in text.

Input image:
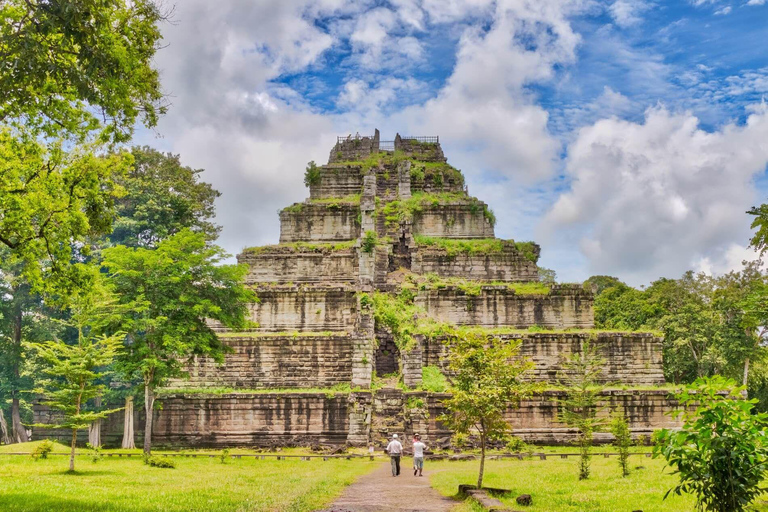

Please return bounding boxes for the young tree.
[609,413,631,477]
[102,230,254,455]
[654,377,768,512]
[33,273,123,471]
[440,332,535,488]
[559,338,606,480]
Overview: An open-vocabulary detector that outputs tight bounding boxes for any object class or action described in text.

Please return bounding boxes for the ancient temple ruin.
[36,130,680,447]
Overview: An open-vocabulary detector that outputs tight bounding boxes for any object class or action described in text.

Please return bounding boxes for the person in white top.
[412,433,428,476]
[386,434,403,477]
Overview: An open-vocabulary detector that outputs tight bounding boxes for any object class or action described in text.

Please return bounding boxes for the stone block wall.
[411,242,539,282]
[309,165,364,199]
[166,334,355,389]
[249,286,357,332]
[423,332,665,385]
[279,203,360,243]
[424,390,681,444]
[328,130,380,163]
[238,249,358,284]
[415,285,594,329]
[394,135,446,162]
[412,203,495,238]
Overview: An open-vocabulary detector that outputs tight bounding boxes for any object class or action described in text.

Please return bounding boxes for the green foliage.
[558,339,606,480]
[653,377,768,512]
[583,275,623,296]
[0,0,165,143]
[304,161,322,187]
[382,192,469,227]
[592,266,768,395]
[31,440,54,460]
[420,366,450,393]
[109,147,220,248]
[310,194,361,205]
[361,231,378,254]
[0,132,131,290]
[219,449,230,464]
[86,443,103,463]
[505,435,528,453]
[32,274,124,471]
[440,331,535,488]
[514,242,538,263]
[414,236,504,256]
[358,292,374,310]
[144,455,177,469]
[538,267,557,284]
[282,203,304,214]
[102,229,255,454]
[609,414,631,477]
[242,241,357,255]
[371,291,423,351]
[405,273,551,296]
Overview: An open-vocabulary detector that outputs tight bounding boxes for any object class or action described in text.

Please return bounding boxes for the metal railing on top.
[400,136,439,143]
[337,135,375,143]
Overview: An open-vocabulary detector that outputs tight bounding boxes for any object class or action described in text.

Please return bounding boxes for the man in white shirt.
[386,434,403,477]
[412,434,427,477]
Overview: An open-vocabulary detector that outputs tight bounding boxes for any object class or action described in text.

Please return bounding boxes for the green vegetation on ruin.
[413,236,539,263]
[417,365,451,393]
[403,272,551,296]
[217,330,345,338]
[242,240,357,255]
[158,383,353,397]
[0,441,376,512]
[381,192,496,228]
[309,193,361,205]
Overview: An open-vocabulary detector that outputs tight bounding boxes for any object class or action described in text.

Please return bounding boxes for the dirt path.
[319,461,456,512]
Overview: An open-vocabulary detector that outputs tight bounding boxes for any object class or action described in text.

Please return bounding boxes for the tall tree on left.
[0,0,165,442]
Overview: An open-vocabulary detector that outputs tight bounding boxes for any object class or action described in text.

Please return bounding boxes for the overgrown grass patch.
[0,448,377,512]
[241,241,356,255]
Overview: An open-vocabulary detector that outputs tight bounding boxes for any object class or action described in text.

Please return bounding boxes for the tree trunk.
[11,398,28,443]
[11,304,28,443]
[122,396,135,449]
[0,408,10,445]
[743,356,750,387]
[69,428,77,472]
[477,432,486,489]
[143,382,155,455]
[88,395,102,447]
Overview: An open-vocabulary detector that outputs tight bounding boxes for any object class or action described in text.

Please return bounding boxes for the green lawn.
[0,442,378,512]
[429,455,768,512]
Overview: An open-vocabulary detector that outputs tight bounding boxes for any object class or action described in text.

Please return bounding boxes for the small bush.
[143,455,177,469]
[86,443,102,463]
[610,414,631,477]
[31,440,54,460]
[219,449,230,464]
[361,230,377,253]
[505,435,528,453]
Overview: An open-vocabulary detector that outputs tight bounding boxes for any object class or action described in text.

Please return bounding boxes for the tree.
[108,147,221,248]
[440,332,535,488]
[654,377,768,512]
[32,273,123,471]
[102,230,254,454]
[558,338,606,480]
[609,413,631,477]
[0,0,165,144]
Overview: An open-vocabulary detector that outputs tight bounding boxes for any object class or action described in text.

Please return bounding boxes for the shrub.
[654,377,768,512]
[31,440,54,460]
[361,230,377,253]
[86,443,102,463]
[143,455,177,468]
[421,366,450,393]
[304,161,321,187]
[505,435,528,453]
[219,449,230,464]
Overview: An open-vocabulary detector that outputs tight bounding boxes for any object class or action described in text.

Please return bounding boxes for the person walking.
[386,434,403,477]
[412,434,427,477]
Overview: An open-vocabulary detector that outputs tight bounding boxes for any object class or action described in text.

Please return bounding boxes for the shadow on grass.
[0,493,158,512]
[53,469,116,477]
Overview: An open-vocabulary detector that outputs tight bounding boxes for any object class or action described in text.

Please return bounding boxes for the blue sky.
[135,0,768,286]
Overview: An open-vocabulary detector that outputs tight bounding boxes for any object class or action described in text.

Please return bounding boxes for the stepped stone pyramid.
[36,131,681,448]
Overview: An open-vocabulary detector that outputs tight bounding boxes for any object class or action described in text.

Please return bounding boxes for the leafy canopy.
[0,0,165,143]
[102,229,255,388]
[654,377,768,512]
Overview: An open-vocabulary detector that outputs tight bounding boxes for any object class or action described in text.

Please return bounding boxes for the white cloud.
[714,5,733,14]
[695,243,760,275]
[746,0,766,5]
[544,103,768,285]
[609,0,651,26]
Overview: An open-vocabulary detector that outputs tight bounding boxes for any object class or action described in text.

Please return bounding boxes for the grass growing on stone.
[429,456,705,512]
[241,241,356,255]
[0,443,377,512]
[405,273,551,296]
[414,236,505,256]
